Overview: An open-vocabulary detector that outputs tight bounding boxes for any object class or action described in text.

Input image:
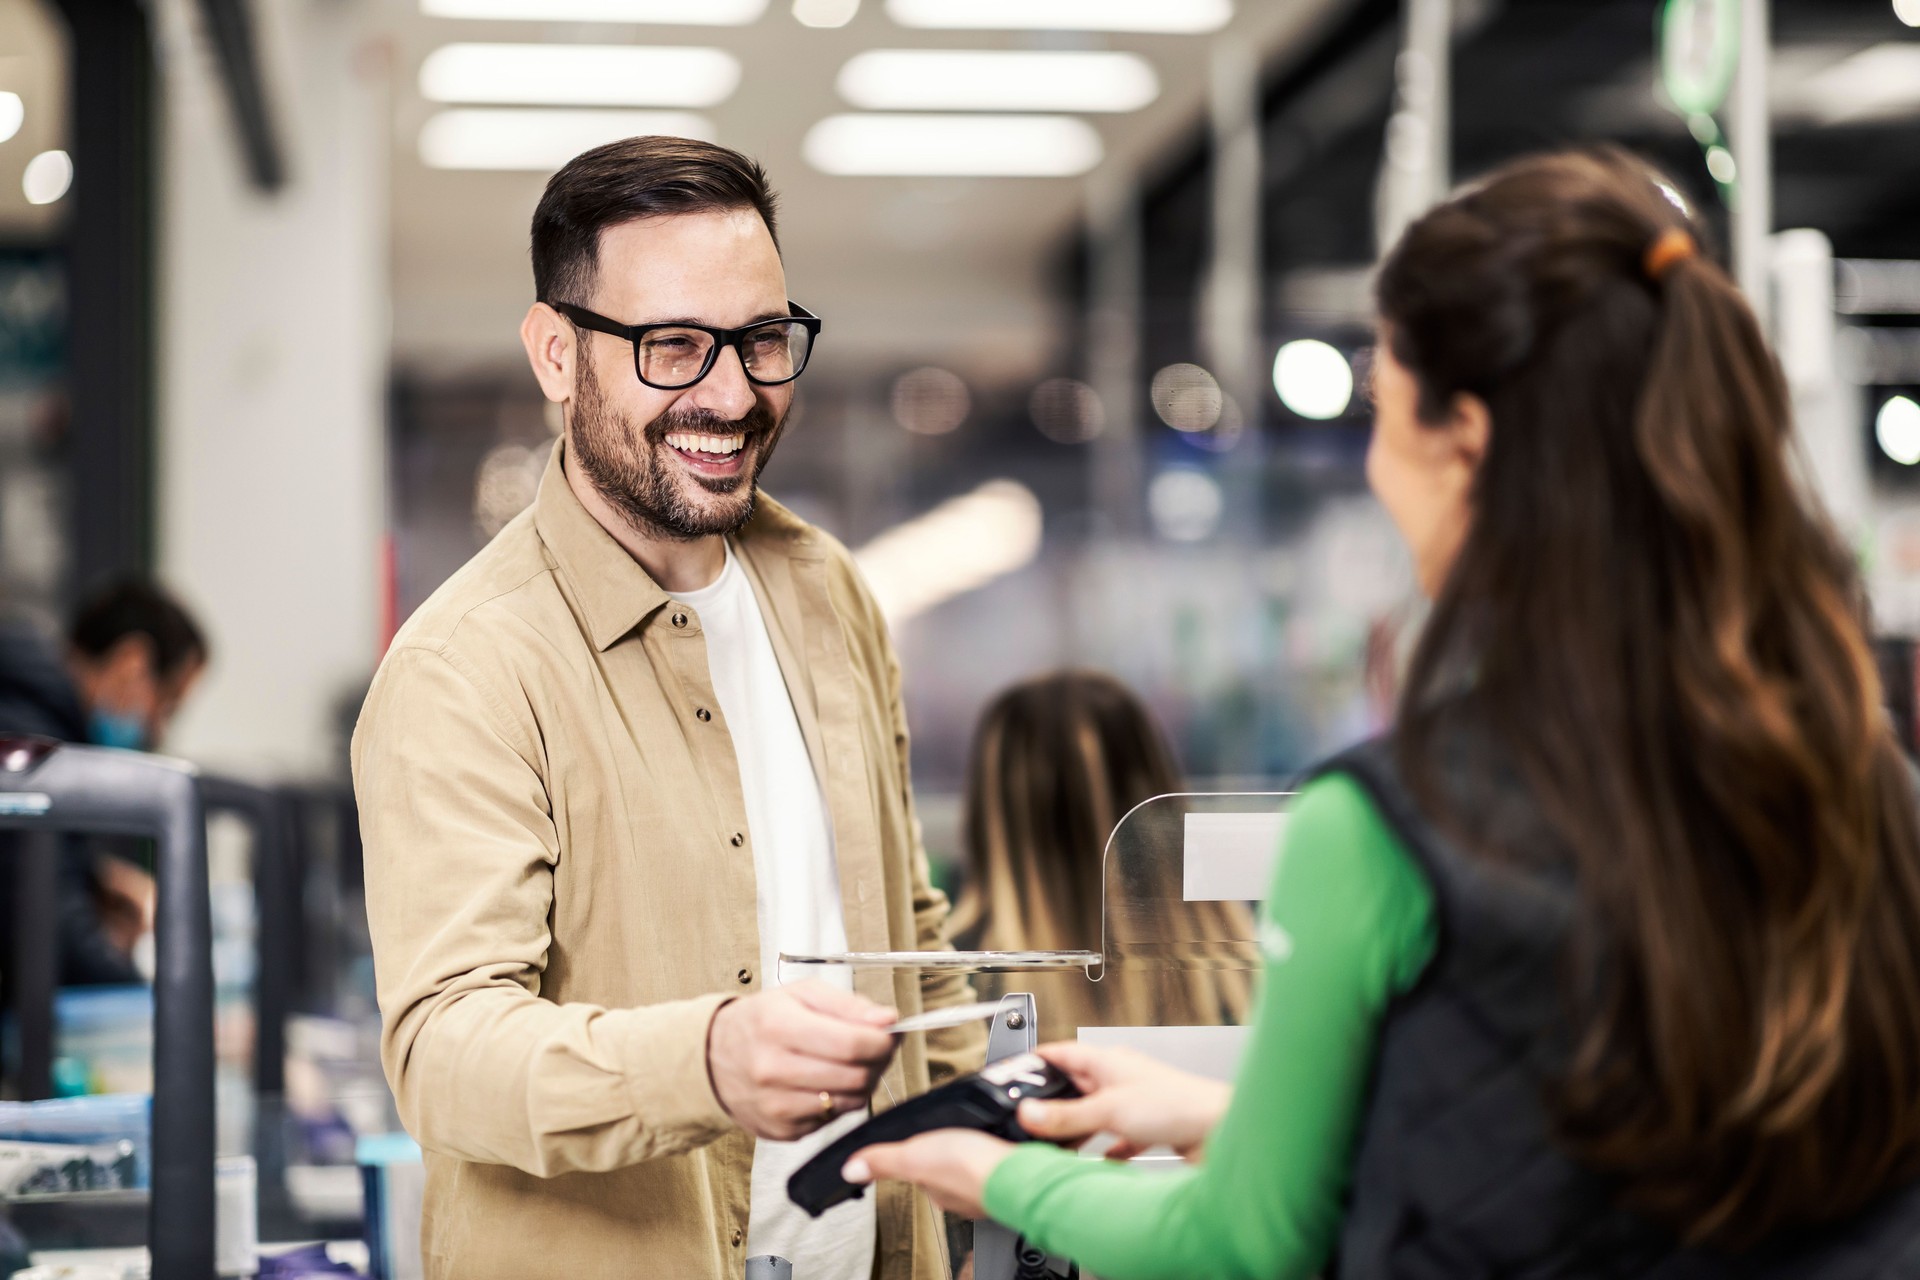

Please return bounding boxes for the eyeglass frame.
[548,300,823,391]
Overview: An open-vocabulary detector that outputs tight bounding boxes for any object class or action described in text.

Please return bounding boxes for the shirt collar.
[532,438,823,652]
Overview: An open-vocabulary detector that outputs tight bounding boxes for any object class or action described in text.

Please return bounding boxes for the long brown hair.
[952,670,1254,1042]
[1377,148,1920,1247]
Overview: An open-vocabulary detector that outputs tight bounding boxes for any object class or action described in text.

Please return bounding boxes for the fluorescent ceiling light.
[1791,43,1920,124]
[419,108,713,170]
[419,43,740,107]
[854,481,1043,625]
[885,0,1230,33]
[838,50,1157,113]
[805,113,1102,177]
[421,0,769,22]
[793,0,860,27]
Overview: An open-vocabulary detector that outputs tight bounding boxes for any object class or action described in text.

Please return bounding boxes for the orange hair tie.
[1644,227,1697,282]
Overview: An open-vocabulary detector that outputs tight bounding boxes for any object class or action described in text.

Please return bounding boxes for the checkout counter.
[0,736,216,1278]
[1,736,1282,1280]
[778,791,1282,1280]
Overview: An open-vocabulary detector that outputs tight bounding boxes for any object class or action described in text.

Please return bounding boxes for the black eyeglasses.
[550,300,822,391]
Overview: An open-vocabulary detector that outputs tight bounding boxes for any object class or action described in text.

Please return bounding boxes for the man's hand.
[706,980,898,1140]
[1014,1041,1230,1162]
[91,855,156,955]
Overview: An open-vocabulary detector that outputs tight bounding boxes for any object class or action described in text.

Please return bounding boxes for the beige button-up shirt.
[353,443,983,1280]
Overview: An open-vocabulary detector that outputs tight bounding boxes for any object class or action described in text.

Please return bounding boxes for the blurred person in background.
[952,670,1252,1044]
[353,136,979,1280]
[0,577,208,984]
[848,148,1920,1278]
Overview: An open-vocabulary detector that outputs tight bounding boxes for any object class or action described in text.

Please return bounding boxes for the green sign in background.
[1660,0,1741,117]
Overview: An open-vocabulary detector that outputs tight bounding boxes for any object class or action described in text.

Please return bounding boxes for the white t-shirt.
[675,542,876,1280]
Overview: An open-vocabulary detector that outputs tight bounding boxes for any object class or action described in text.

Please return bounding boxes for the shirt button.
[737,967,752,985]
[731,1228,743,1247]
[730,833,744,847]
[671,611,689,629]
[696,707,712,722]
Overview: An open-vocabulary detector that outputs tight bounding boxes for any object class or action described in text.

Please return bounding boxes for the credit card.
[884,1001,1008,1035]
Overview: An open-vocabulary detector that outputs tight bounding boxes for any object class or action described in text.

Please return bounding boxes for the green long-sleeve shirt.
[981,772,1437,1280]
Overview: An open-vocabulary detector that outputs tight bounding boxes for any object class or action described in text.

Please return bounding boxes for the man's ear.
[520,302,577,405]
[1447,391,1491,475]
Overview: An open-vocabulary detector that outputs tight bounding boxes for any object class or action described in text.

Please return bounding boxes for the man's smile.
[662,429,752,478]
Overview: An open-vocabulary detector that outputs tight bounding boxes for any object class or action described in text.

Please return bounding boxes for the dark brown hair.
[1378,148,1920,1247]
[69,576,208,679]
[952,671,1252,1042]
[531,135,780,307]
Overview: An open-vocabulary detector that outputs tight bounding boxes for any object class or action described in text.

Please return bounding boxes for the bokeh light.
[1149,363,1223,433]
[891,366,971,435]
[473,443,545,538]
[1028,377,1105,443]
[1272,339,1354,420]
[1148,468,1224,542]
[1878,395,1920,466]
[23,150,71,206]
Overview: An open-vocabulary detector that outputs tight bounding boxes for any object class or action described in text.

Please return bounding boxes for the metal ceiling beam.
[196,0,286,191]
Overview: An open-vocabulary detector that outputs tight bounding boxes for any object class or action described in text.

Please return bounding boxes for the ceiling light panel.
[419,43,741,108]
[419,108,714,170]
[1792,44,1920,124]
[838,50,1158,113]
[885,0,1230,33]
[804,114,1102,177]
[421,0,769,23]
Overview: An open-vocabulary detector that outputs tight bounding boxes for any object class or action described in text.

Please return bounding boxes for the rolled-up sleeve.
[353,642,734,1177]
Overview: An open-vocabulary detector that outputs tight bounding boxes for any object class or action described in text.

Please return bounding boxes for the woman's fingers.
[1016,1093,1113,1143]
[1033,1040,1114,1091]
[843,1130,1010,1219]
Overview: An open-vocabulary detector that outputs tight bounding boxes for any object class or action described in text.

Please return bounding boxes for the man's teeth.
[665,432,745,457]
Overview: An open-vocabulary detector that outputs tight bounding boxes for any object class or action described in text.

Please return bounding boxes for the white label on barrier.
[0,792,51,816]
[1076,1025,1251,1083]
[1182,811,1284,900]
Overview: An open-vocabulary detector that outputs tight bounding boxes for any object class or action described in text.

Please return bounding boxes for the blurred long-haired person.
[847,149,1920,1278]
[951,671,1253,1044]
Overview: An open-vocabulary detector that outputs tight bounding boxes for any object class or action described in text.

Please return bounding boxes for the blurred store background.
[3,0,1920,1262]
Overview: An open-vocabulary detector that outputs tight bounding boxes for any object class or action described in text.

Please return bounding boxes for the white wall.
[155,0,388,779]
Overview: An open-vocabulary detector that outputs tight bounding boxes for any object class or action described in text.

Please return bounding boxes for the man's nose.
[683,343,758,421]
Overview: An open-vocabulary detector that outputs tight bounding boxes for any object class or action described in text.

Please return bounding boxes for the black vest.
[1315,732,1920,1280]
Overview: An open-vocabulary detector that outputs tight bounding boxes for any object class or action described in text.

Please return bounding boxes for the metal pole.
[52,0,158,599]
[9,831,59,1100]
[1087,173,1144,537]
[1377,0,1452,255]
[1202,38,1265,543]
[1202,40,1262,424]
[1728,0,1773,331]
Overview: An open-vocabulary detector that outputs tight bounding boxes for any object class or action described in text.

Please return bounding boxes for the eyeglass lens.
[637,320,813,389]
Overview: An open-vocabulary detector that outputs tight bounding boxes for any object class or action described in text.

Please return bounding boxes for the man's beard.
[569,351,785,542]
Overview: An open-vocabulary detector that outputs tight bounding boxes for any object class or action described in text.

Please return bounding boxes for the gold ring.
[819,1091,834,1117]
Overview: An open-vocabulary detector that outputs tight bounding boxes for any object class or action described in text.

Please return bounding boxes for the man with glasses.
[353,136,982,1280]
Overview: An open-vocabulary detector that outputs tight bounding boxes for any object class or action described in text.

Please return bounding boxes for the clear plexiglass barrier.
[780,793,1290,1056]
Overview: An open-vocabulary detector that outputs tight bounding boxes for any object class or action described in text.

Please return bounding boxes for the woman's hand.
[1016,1041,1231,1162]
[843,1130,1013,1219]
